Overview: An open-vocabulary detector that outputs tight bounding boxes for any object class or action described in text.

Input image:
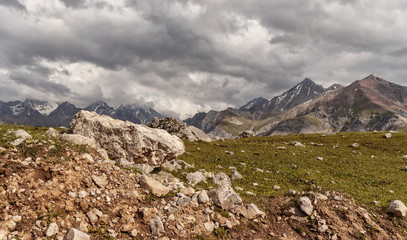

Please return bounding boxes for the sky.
[1,0,407,119]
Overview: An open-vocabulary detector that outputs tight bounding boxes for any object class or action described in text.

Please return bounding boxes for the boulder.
[297,196,313,216]
[149,117,212,142]
[208,185,243,210]
[70,111,185,167]
[239,130,255,138]
[384,133,392,139]
[63,228,90,240]
[140,176,171,197]
[389,200,407,217]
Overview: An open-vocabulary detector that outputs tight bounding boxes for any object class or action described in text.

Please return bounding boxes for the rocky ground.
[1,113,407,239]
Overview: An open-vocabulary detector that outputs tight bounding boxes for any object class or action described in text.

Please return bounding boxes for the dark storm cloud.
[0,0,406,118]
[0,0,25,10]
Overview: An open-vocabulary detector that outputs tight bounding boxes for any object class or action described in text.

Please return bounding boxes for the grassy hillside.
[179,131,407,210]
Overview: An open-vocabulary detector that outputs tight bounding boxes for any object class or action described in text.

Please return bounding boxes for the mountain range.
[0,100,163,127]
[185,74,407,137]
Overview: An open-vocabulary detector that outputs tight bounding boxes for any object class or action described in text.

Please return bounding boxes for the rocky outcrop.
[70,111,185,167]
[149,117,212,142]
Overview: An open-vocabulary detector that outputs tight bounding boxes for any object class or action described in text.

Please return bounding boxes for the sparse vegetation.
[179,131,407,209]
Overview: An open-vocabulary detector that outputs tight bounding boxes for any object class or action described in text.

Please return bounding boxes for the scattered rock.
[186,171,206,186]
[140,176,171,197]
[46,127,59,138]
[384,133,392,139]
[161,159,194,171]
[298,196,313,216]
[63,228,90,240]
[402,155,407,160]
[402,166,407,171]
[239,131,255,138]
[236,203,266,219]
[14,129,32,139]
[212,172,231,187]
[11,138,25,146]
[389,200,407,217]
[290,141,305,147]
[231,170,243,180]
[70,110,185,167]
[91,175,108,188]
[315,156,323,161]
[225,150,234,155]
[204,221,215,232]
[149,117,212,142]
[318,224,328,233]
[208,185,243,210]
[134,164,154,174]
[46,222,59,237]
[198,190,210,204]
[273,185,281,190]
[179,187,195,197]
[349,143,359,148]
[148,216,164,236]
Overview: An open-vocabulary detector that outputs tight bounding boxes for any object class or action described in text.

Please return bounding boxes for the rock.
[118,158,133,167]
[212,172,231,187]
[134,164,154,174]
[297,196,313,216]
[290,141,305,147]
[140,176,171,197]
[208,185,243,210]
[78,190,87,199]
[389,200,407,217]
[61,134,99,149]
[231,170,243,181]
[91,175,108,188]
[318,224,328,233]
[0,230,7,240]
[316,193,328,200]
[46,222,59,237]
[225,151,234,155]
[402,166,407,171]
[130,229,138,237]
[46,128,59,138]
[288,189,297,196]
[349,143,359,148]
[82,153,94,162]
[63,228,90,240]
[71,111,185,167]
[384,133,392,139]
[186,171,206,186]
[11,138,25,146]
[237,203,266,219]
[176,194,191,206]
[149,117,212,142]
[14,129,32,139]
[204,221,215,232]
[161,159,194,172]
[402,155,407,160]
[239,131,255,138]
[179,187,195,197]
[198,190,210,204]
[87,211,98,224]
[148,216,164,236]
[315,156,323,161]
[273,185,281,190]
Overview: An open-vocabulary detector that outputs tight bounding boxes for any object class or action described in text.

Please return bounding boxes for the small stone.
[68,191,77,198]
[198,190,210,204]
[12,215,22,223]
[318,224,328,233]
[186,171,206,186]
[179,187,195,197]
[148,216,164,236]
[273,185,281,190]
[402,166,407,171]
[384,133,392,139]
[63,228,90,240]
[14,129,32,139]
[204,221,215,232]
[46,222,59,237]
[349,143,359,148]
[402,155,407,160]
[140,176,170,197]
[225,151,234,155]
[297,196,313,216]
[288,189,296,196]
[91,175,108,188]
[78,190,87,199]
[389,200,407,217]
[130,229,138,237]
[316,193,328,200]
[290,141,305,147]
[315,156,323,161]
[87,211,98,224]
[372,201,379,206]
[231,170,243,181]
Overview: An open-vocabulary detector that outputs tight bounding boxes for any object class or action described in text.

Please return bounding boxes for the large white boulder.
[70,111,185,167]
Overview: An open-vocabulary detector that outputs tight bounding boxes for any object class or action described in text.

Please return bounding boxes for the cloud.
[0,0,406,119]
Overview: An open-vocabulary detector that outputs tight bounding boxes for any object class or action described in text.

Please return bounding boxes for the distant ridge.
[0,100,163,127]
